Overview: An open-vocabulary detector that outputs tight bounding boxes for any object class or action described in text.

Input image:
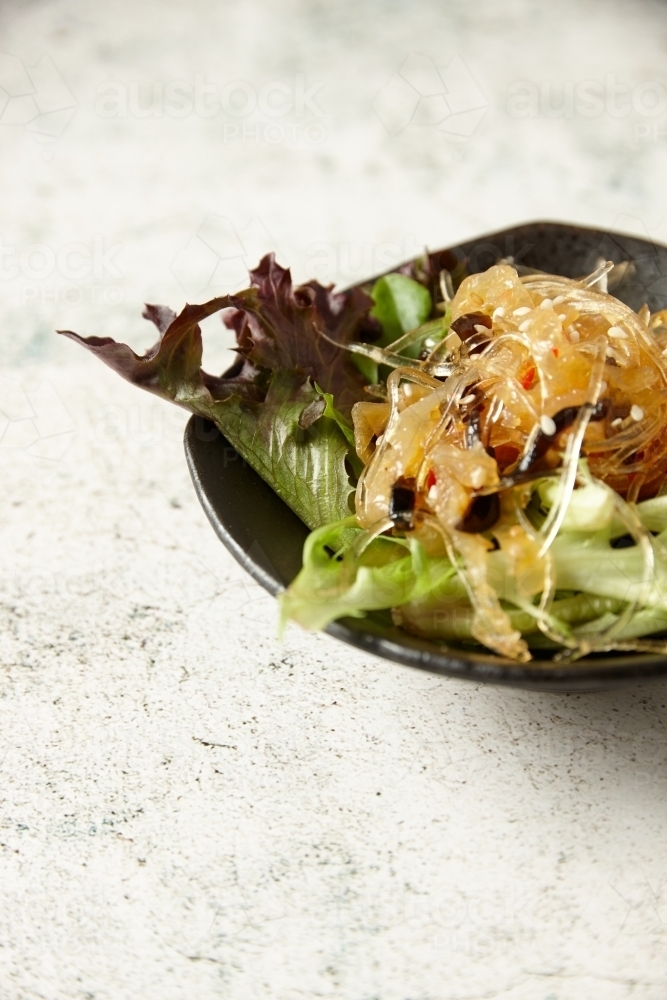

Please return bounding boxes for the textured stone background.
[2,1,667,998]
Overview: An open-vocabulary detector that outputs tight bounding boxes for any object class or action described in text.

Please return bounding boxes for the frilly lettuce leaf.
[59,254,373,528]
[221,254,372,416]
[280,516,457,631]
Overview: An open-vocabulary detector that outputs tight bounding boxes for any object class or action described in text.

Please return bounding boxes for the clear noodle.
[343,260,667,660]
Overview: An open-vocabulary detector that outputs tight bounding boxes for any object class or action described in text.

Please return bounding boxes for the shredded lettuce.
[282,479,667,646]
[280,516,457,631]
[537,479,615,532]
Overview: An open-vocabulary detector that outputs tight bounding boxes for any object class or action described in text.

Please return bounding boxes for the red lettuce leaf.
[58,254,372,528]
[222,254,371,415]
[59,253,370,415]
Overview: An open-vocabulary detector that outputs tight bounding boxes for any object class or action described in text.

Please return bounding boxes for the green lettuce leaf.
[220,371,355,528]
[370,273,432,353]
[395,591,626,644]
[280,517,457,631]
[313,383,363,479]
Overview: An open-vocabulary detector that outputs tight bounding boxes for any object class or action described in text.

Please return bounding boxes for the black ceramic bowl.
[184,221,667,692]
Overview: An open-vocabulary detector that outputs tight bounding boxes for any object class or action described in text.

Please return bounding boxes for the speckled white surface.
[3,1,667,998]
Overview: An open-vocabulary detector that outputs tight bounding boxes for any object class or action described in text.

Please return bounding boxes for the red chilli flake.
[425,469,437,491]
[520,366,536,390]
[552,347,559,358]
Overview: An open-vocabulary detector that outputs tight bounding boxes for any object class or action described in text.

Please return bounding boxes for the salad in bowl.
[61,237,667,664]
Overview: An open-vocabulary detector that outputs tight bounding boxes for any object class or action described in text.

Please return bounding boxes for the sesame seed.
[459,393,476,405]
[427,485,437,501]
[569,328,580,343]
[600,381,608,392]
[492,306,505,319]
[608,326,627,339]
[539,298,553,309]
[375,434,384,447]
[540,414,557,436]
[557,313,567,320]
[513,306,531,316]
[403,383,413,397]
[519,319,532,332]
[552,295,566,306]
[611,417,623,427]
[606,346,616,357]
[630,405,644,422]
[474,324,490,334]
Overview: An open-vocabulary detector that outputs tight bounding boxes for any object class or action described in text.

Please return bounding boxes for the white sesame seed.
[492,306,505,319]
[606,346,616,357]
[539,298,553,309]
[552,295,566,306]
[611,417,623,427]
[540,414,557,436]
[519,319,532,332]
[403,383,413,397]
[608,326,627,339]
[427,485,437,501]
[459,393,476,405]
[474,324,490,334]
[630,405,644,422]
[513,306,531,316]
[557,313,567,320]
[375,434,384,447]
[600,381,608,392]
[569,328,580,343]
